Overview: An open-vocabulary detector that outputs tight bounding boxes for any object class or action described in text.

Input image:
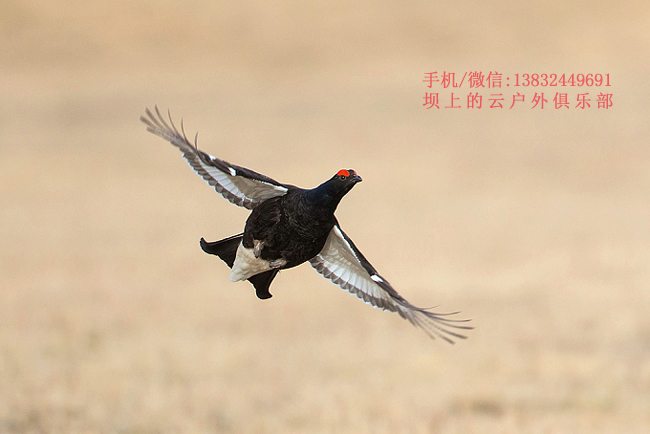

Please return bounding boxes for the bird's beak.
[352,174,362,183]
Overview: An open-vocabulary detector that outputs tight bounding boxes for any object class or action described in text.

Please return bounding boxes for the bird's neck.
[305,182,345,214]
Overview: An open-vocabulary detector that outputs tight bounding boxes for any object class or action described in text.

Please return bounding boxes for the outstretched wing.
[141,106,289,209]
[309,223,472,343]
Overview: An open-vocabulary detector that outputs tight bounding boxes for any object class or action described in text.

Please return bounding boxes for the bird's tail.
[200,234,242,267]
[200,235,279,300]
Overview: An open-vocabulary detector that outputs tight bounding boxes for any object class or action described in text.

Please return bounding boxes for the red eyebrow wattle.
[337,169,350,177]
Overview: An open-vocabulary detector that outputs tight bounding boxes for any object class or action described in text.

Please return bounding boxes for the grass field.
[1,1,649,432]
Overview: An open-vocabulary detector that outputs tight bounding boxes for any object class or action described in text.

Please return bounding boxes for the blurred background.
[1,0,649,432]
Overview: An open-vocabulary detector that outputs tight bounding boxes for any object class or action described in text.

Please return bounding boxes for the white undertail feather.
[229,243,273,282]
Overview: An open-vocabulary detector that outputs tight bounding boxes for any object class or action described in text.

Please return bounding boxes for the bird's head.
[335,169,362,182]
[311,169,362,209]
[326,168,362,200]
[332,169,362,193]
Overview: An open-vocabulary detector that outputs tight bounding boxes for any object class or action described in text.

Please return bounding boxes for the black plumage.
[141,107,472,342]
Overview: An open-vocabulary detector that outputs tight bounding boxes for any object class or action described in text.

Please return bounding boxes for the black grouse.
[141,107,472,342]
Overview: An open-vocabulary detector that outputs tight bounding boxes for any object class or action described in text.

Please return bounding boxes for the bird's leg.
[269,258,287,269]
[253,240,265,258]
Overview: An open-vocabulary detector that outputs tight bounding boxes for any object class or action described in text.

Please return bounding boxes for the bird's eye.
[339,175,346,181]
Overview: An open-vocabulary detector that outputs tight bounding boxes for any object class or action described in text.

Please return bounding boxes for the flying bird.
[141,107,472,342]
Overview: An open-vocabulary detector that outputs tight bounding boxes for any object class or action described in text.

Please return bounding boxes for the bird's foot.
[253,240,265,258]
[269,258,287,269]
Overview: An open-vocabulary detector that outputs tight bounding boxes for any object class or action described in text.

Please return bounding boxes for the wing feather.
[141,106,289,209]
[310,224,472,342]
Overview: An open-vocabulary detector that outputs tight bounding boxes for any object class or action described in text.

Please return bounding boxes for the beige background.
[2,1,649,432]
